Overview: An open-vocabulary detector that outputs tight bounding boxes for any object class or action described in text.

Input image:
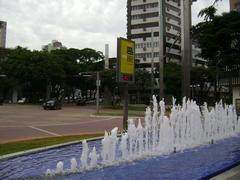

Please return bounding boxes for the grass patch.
[0,133,103,156]
[95,112,144,117]
[105,105,147,111]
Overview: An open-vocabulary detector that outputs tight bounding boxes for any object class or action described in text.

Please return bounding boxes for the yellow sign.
[120,39,135,74]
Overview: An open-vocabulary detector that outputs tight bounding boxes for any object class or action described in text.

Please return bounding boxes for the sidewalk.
[211,165,240,180]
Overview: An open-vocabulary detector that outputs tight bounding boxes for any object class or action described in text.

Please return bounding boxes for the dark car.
[76,98,86,106]
[0,98,3,105]
[43,99,62,110]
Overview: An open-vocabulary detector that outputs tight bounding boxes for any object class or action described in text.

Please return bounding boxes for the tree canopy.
[0,47,104,102]
[193,11,240,69]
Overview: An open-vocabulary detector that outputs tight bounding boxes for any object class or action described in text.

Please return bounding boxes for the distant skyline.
[0,0,230,57]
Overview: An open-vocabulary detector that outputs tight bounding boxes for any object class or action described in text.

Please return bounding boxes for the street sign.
[117,38,135,84]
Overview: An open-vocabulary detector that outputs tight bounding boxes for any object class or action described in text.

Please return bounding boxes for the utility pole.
[104,44,109,69]
[104,44,111,107]
[181,0,193,98]
[151,29,154,97]
[123,83,129,129]
[96,72,100,114]
[158,0,166,100]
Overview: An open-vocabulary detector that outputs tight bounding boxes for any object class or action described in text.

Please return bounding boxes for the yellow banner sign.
[120,39,135,74]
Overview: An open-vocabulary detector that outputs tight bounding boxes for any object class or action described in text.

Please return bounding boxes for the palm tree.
[198,0,222,21]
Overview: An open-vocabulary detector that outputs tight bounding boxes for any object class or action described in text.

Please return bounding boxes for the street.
[0,104,122,143]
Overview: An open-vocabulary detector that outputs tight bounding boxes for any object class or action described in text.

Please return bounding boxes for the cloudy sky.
[0,0,229,57]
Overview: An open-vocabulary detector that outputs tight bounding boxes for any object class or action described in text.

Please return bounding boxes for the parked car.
[0,98,3,105]
[76,98,86,106]
[17,97,27,104]
[43,99,62,110]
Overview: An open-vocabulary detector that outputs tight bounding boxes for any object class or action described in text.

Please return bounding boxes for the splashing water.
[46,96,240,176]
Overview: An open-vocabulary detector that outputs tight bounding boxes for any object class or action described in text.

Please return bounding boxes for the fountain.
[44,96,240,177]
[0,96,240,179]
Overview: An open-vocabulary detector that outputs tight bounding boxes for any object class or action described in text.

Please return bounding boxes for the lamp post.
[0,74,6,105]
[96,72,100,114]
[151,28,154,97]
[158,0,166,100]
[79,72,100,114]
[181,0,198,98]
[190,84,200,100]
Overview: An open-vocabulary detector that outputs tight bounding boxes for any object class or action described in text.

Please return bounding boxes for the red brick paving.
[0,104,122,143]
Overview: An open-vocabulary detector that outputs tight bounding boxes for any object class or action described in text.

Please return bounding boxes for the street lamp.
[181,0,198,98]
[190,84,200,100]
[158,0,165,100]
[0,74,6,105]
[79,72,100,113]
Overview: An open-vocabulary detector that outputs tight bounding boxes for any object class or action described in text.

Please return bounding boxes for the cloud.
[0,0,229,57]
[192,0,229,24]
[0,0,126,57]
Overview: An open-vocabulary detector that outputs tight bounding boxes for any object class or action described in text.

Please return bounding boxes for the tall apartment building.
[42,40,66,52]
[0,21,7,48]
[230,0,240,11]
[127,0,204,70]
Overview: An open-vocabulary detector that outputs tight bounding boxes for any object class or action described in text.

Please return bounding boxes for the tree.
[193,11,240,101]
[164,62,182,101]
[1,47,67,102]
[50,48,104,102]
[191,66,215,104]
[0,45,107,103]
[198,0,222,21]
[135,69,151,104]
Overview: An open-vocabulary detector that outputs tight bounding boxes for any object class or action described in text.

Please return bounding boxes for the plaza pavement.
[0,104,123,143]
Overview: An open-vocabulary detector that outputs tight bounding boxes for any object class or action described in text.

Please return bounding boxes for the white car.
[17,98,26,104]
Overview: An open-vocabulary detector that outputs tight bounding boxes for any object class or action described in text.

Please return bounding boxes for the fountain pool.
[0,136,240,180]
[0,96,240,179]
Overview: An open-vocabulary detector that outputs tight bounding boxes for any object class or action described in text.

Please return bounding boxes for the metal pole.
[104,44,109,70]
[181,0,192,98]
[96,72,100,114]
[159,0,165,100]
[151,28,154,97]
[123,83,129,130]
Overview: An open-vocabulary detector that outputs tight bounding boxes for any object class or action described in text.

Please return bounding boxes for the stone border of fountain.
[0,136,104,161]
[44,96,240,177]
[0,95,240,179]
[205,161,240,179]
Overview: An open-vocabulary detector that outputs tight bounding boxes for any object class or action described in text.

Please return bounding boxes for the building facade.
[230,0,240,12]
[0,21,7,48]
[127,0,204,70]
[42,40,66,52]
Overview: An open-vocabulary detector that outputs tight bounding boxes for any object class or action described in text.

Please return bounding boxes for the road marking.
[0,117,118,127]
[28,126,61,136]
[38,117,117,126]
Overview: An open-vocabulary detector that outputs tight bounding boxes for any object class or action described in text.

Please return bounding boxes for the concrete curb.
[0,136,104,161]
[210,164,240,180]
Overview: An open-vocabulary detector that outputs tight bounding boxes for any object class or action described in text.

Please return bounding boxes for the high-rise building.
[127,0,204,70]
[230,0,240,12]
[0,21,7,48]
[42,40,66,52]
[127,0,182,70]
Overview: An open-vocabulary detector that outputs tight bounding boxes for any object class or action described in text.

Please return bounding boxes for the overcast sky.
[0,0,229,57]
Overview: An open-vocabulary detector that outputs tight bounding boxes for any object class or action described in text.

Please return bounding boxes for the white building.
[127,0,205,70]
[192,41,207,66]
[42,40,66,52]
[0,21,7,48]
